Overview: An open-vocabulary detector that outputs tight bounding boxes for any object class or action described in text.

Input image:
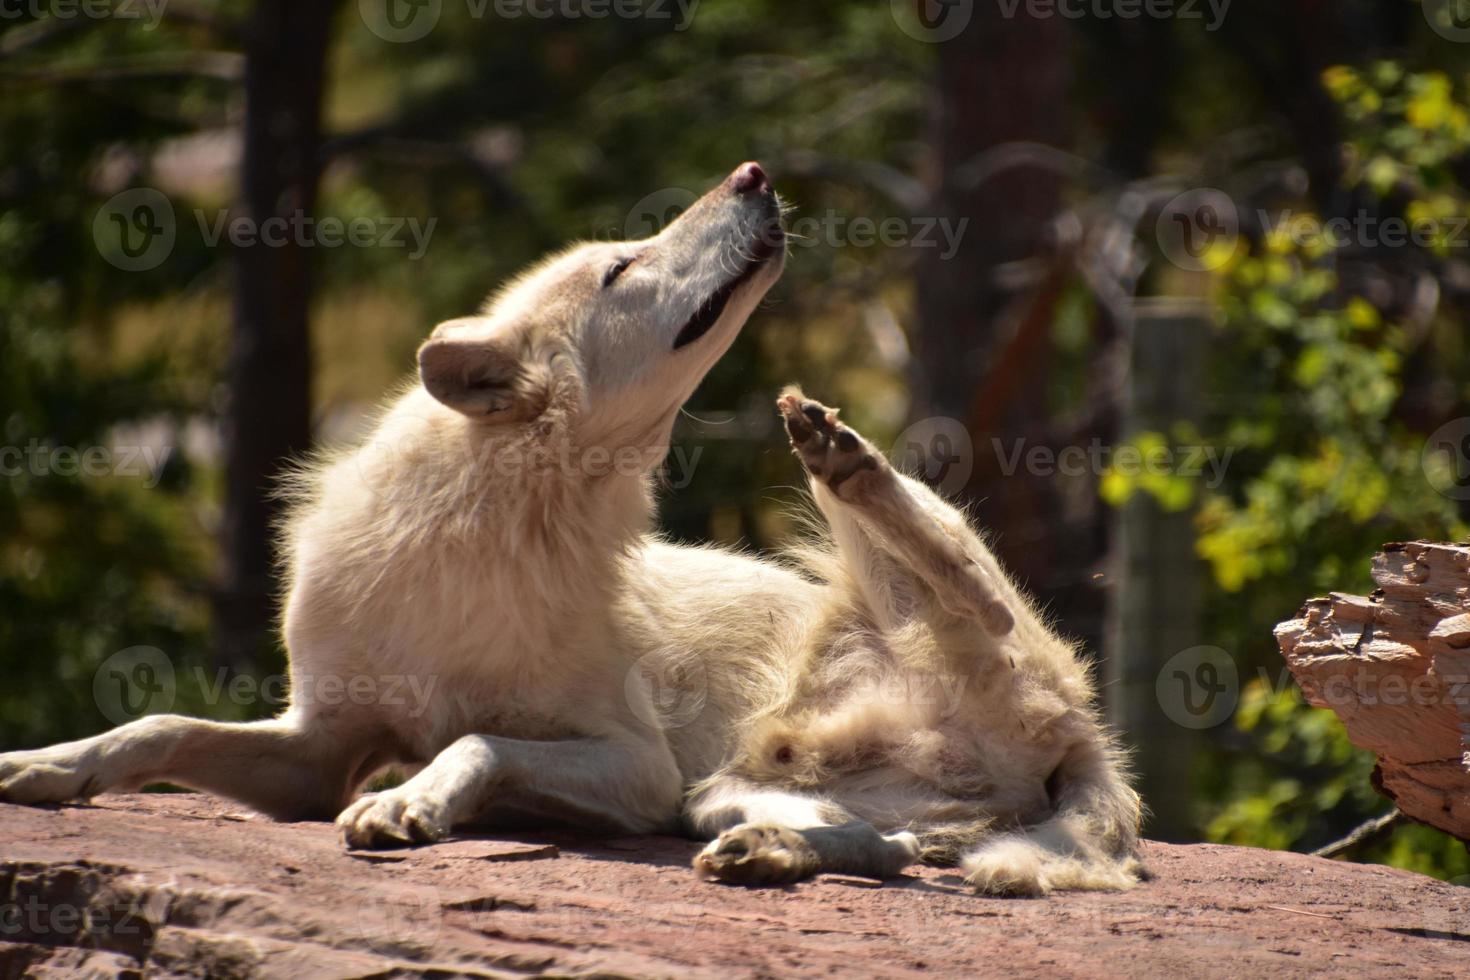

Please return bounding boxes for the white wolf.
[0,164,1142,896]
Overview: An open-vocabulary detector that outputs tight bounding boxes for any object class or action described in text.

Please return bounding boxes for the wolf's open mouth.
[673,222,785,351]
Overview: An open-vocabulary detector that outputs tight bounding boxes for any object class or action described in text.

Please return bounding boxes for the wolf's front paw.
[337,789,452,850]
[694,823,821,885]
[777,387,887,499]
[0,749,100,805]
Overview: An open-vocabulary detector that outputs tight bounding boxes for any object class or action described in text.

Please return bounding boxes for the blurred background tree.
[1,0,1467,879]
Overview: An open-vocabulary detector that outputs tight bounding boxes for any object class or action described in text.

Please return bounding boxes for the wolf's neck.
[496,467,655,569]
[340,394,660,615]
[412,425,656,595]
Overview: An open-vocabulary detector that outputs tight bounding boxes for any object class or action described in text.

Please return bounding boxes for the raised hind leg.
[776,388,1144,895]
[777,387,1015,638]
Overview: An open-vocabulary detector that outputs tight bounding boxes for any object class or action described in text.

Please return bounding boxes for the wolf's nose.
[731,162,770,196]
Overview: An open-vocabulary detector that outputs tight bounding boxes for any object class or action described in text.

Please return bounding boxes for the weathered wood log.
[1275,541,1470,842]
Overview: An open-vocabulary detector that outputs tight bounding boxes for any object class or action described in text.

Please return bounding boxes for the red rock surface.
[1,794,1466,978]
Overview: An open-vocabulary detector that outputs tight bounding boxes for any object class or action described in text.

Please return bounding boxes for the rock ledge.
[1,794,1465,978]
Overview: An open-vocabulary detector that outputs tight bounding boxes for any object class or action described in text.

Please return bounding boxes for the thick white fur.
[0,166,1142,895]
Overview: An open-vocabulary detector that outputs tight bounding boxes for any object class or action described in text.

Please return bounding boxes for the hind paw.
[964,858,1049,898]
[694,824,820,886]
[777,388,886,499]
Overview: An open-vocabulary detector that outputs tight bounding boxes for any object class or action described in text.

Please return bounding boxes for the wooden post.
[1106,298,1210,842]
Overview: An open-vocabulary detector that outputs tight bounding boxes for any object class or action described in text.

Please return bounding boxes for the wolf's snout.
[730,161,771,196]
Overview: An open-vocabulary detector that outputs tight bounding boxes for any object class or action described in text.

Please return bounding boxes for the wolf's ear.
[418,319,523,416]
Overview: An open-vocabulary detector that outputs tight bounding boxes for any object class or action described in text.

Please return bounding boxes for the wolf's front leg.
[777,388,1014,637]
[336,732,682,849]
[0,715,362,820]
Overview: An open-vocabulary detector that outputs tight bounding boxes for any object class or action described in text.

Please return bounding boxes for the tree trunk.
[215,0,339,672]
[1276,542,1470,842]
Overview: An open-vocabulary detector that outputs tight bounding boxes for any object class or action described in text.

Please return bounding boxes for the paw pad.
[777,388,885,494]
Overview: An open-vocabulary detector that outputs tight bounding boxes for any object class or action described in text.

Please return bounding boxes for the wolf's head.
[417,163,785,461]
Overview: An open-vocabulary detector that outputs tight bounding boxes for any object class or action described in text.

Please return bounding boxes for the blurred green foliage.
[1107,61,1470,877]
[1197,64,1470,879]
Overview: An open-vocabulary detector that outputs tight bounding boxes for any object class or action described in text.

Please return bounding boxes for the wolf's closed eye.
[602,257,635,288]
